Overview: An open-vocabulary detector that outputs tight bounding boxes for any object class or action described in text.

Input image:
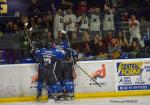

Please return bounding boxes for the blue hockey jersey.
[57,40,78,60]
[34,47,66,65]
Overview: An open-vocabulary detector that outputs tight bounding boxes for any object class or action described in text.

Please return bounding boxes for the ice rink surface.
[0,96,150,105]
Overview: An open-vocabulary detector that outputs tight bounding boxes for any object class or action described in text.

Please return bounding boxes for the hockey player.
[51,30,77,100]
[58,31,77,100]
[63,48,77,100]
[33,41,66,101]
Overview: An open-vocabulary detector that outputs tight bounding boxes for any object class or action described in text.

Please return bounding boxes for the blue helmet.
[58,40,69,50]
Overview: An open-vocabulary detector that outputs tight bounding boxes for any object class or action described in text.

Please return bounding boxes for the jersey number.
[44,58,51,64]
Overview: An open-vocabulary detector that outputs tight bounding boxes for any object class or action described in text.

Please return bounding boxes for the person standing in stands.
[77,0,88,16]
[103,4,115,38]
[54,8,64,39]
[64,8,77,42]
[89,7,101,40]
[77,8,89,39]
[129,14,145,47]
[77,12,89,33]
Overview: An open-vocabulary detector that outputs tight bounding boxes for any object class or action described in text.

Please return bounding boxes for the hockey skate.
[36,93,42,101]
[53,93,64,102]
[63,92,74,101]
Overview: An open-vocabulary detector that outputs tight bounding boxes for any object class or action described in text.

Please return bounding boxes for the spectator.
[71,32,78,44]
[6,22,19,33]
[122,11,129,22]
[121,38,130,52]
[62,0,74,10]
[93,34,107,55]
[77,14,89,39]
[54,8,64,39]
[57,31,63,42]
[129,14,145,47]
[45,31,53,43]
[103,4,115,38]
[108,38,121,59]
[116,31,128,46]
[103,31,113,50]
[81,31,93,56]
[29,15,41,28]
[129,40,140,58]
[64,8,77,42]
[77,13,89,33]
[117,33,130,59]
[77,0,88,15]
[94,34,102,45]
[89,7,101,40]
[12,24,19,33]
[115,31,130,52]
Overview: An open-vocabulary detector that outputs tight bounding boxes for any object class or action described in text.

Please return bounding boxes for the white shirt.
[90,13,100,31]
[129,19,141,37]
[103,11,115,30]
[77,15,89,30]
[64,14,77,32]
[54,14,64,39]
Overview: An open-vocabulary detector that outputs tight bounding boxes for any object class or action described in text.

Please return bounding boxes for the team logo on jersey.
[93,18,97,22]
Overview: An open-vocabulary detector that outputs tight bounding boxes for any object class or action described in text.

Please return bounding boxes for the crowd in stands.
[0,0,150,64]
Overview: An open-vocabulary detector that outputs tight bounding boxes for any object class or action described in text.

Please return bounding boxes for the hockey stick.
[63,31,102,88]
[24,26,35,50]
[75,64,102,87]
[24,26,44,68]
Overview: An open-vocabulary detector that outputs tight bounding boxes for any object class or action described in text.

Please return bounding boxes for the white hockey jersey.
[77,15,89,30]
[103,11,115,30]
[54,14,64,39]
[64,14,77,32]
[90,13,100,31]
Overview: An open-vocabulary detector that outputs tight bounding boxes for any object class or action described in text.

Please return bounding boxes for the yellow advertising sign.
[0,0,7,13]
[117,62,143,76]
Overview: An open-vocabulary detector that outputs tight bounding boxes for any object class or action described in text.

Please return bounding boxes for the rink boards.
[75,58,150,98]
[0,59,150,102]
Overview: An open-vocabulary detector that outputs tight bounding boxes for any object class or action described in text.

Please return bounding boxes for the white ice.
[0,96,150,105]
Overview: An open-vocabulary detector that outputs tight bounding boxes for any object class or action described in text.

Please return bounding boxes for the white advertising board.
[115,59,150,91]
[0,64,43,98]
[0,58,150,99]
[74,60,116,93]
